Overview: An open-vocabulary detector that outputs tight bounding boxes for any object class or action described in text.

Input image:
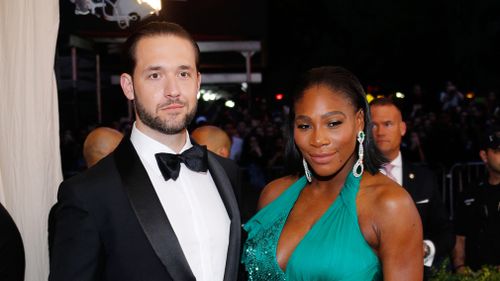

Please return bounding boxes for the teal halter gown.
[242,172,382,281]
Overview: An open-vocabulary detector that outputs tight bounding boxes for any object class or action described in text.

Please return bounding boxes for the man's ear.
[197,72,202,92]
[479,150,487,163]
[120,73,135,101]
[217,147,230,159]
[400,121,407,137]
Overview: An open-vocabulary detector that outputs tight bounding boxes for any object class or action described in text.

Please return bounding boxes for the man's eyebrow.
[143,65,163,72]
[178,65,194,71]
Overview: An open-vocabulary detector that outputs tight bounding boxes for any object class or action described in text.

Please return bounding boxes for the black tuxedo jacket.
[0,203,24,281]
[402,161,454,261]
[49,138,241,281]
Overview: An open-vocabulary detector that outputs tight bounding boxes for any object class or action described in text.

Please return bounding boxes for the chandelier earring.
[303,158,312,183]
[352,131,365,177]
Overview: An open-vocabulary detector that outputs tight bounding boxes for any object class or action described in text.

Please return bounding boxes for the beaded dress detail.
[241,173,382,281]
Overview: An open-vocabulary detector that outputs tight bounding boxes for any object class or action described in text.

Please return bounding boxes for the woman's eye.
[297,124,310,129]
[327,121,341,127]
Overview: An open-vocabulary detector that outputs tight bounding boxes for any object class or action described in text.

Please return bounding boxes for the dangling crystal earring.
[352,131,365,177]
[303,158,312,183]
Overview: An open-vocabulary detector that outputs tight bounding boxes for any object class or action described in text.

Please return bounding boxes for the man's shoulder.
[403,161,434,175]
[401,161,442,203]
[401,161,439,189]
[208,151,239,171]
[59,153,119,194]
[458,179,487,201]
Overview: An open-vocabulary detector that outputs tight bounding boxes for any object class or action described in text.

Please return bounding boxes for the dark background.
[57,0,500,130]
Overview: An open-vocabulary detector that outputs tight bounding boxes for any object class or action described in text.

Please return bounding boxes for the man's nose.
[163,75,180,97]
[373,126,384,136]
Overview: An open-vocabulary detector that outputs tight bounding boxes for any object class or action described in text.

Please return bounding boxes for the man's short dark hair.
[122,21,200,75]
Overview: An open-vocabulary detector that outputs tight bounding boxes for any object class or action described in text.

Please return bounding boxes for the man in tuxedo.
[370,98,454,279]
[49,22,241,281]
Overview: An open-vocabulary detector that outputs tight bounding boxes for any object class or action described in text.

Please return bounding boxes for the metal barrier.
[425,163,447,204]
[445,162,486,219]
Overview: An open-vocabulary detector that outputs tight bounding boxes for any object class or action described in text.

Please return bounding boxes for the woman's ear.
[356,109,365,132]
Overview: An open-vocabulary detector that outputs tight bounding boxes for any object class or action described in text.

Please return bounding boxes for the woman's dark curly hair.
[285,66,387,176]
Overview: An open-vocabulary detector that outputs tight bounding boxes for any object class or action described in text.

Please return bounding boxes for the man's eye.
[179,71,191,78]
[148,73,160,79]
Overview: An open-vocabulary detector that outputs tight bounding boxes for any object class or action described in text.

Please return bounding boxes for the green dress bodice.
[242,172,382,281]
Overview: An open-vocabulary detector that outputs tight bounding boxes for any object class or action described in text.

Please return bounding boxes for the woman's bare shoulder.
[360,172,416,214]
[257,175,299,210]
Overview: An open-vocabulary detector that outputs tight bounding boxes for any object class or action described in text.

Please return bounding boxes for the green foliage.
[431,260,500,281]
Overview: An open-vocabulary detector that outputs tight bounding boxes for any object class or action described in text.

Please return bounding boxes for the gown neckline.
[274,173,355,274]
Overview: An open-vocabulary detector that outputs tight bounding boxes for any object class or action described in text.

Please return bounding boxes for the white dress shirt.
[130,124,230,281]
[380,151,436,266]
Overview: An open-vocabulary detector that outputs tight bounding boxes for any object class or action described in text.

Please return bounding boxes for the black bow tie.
[155,144,208,181]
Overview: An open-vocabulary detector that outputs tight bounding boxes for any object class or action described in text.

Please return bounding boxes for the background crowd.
[61,81,499,183]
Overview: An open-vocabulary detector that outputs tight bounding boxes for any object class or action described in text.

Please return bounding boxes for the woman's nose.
[310,128,330,147]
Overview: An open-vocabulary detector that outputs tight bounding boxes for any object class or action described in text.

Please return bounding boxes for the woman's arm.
[375,186,423,280]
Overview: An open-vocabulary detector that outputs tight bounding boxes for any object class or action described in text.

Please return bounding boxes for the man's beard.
[487,161,500,176]
[135,96,197,135]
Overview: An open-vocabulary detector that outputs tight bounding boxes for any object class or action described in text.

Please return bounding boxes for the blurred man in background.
[453,129,500,272]
[370,98,454,280]
[83,127,123,167]
[191,125,231,158]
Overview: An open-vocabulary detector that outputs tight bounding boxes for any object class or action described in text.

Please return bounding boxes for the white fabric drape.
[0,1,61,280]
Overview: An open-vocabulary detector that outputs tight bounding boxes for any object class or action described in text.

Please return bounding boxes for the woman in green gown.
[242,66,423,280]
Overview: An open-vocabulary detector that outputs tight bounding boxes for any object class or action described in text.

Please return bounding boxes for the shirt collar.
[130,122,193,156]
[390,151,403,168]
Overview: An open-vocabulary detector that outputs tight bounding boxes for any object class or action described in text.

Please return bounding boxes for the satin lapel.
[207,153,241,281]
[114,139,195,281]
